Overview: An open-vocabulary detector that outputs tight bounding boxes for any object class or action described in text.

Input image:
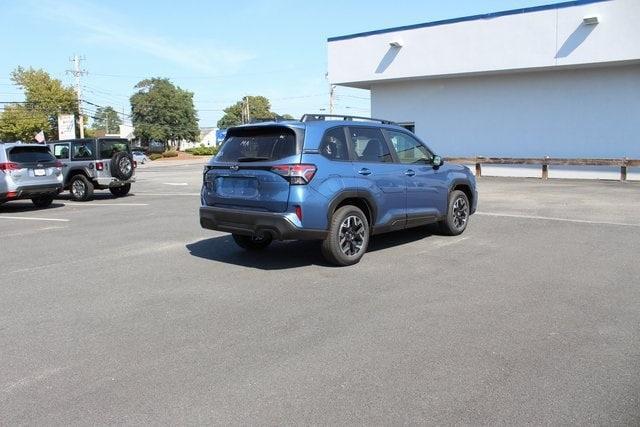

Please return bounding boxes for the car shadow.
[186,225,438,270]
[0,201,66,213]
[55,193,134,201]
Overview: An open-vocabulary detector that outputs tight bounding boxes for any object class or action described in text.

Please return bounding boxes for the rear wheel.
[321,205,369,266]
[439,190,470,236]
[232,233,273,251]
[31,195,54,208]
[109,183,131,197]
[69,175,94,202]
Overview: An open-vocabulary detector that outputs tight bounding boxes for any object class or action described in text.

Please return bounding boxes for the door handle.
[405,169,415,177]
[358,168,372,176]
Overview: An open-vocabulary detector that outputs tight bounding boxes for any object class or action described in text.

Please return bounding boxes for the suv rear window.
[98,139,131,159]
[7,146,56,163]
[216,127,299,162]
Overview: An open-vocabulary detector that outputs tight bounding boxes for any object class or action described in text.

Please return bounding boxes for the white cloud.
[33,0,254,74]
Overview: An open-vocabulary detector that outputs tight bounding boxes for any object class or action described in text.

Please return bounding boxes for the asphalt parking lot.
[1,161,639,424]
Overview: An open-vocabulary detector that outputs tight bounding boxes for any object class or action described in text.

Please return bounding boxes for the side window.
[384,130,432,164]
[53,144,70,160]
[320,127,349,161]
[349,127,393,163]
[71,141,94,160]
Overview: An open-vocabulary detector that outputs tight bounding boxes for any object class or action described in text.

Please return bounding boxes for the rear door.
[202,126,301,213]
[4,145,59,187]
[348,126,407,231]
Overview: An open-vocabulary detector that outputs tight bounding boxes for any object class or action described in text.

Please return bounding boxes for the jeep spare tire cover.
[111,151,134,180]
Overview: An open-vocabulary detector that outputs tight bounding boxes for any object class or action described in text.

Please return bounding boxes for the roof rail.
[300,114,397,125]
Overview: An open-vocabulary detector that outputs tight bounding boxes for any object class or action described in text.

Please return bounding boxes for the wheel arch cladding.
[451,182,474,207]
[329,191,376,231]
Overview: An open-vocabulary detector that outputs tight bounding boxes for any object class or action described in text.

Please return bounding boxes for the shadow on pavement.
[186,225,437,270]
[0,201,66,213]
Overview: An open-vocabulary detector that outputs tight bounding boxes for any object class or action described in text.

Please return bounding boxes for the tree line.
[0,66,293,145]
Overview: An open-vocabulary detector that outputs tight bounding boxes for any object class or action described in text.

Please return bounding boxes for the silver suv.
[48,138,136,201]
[0,142,63,207]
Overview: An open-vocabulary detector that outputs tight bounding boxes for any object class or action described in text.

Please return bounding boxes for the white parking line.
[133,193,200,196]
[64,202,149,207]
[0,216,69,222]
[163,182,189,186]
[476,211,640,228]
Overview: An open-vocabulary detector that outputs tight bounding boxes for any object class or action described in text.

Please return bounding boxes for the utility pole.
[329,85,336,115]
[67,54,87,138]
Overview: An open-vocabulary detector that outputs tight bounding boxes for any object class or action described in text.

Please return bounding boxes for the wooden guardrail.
[444,156,640,181]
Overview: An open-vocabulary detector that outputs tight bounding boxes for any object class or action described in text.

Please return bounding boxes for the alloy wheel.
[338,215,366,256]
[452,196,469,230]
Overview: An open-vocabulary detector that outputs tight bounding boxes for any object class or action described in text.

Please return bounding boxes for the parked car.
[0,142,63,207]
[199,114,477,266]
[48,138,135,201]
[132,149,149,164]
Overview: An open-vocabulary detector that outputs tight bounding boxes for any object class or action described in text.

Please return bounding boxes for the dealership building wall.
[328,0,640,178]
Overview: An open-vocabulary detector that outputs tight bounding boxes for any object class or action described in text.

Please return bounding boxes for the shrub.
[190,146,218,156]
[162,150,179,158]
[149,153,164,161]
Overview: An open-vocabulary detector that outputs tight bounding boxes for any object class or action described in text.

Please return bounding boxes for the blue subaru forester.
[200,114,477,266]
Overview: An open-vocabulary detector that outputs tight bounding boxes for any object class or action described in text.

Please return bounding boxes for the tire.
[69,174,94,201]
[439,190,470,236]
[109,183,131,197]
[321,205,370,266]
[31,195,54,208]
[232,233,273,251]
[110,152,134,180]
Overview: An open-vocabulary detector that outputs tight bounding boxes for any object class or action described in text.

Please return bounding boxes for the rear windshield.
[98,139,131,159]
[7,145,56,163]
[215,127,299,162]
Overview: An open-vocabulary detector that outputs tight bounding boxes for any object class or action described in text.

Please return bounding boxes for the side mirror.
[432,155,443,168]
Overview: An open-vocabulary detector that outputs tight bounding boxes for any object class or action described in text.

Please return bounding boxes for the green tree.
[92,106,122,133]
[0,105,50,141]
[216,96,292,128]
[0,67,78,141]
[130,78,199,148]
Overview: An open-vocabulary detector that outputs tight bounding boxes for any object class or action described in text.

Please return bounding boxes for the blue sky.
[1,0,566,127]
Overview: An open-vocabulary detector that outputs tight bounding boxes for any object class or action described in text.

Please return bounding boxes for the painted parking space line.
[0,216,69,222]
[133,193,200,196]
[63,202,149,207]
[476,211,640,228]
[163,182,189,186]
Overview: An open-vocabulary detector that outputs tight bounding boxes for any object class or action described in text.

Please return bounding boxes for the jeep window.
[384,130,432,164]
[349,127,393,163]
[53,144,70,160]
[8,145,56,163]
[99,139,131,159]
[320,127,349,161]
[71,141,95,160]
[216,127,298,162]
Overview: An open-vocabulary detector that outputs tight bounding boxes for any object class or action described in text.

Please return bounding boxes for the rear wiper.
[236,157,270,162]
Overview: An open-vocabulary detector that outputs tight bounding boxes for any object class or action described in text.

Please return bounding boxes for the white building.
[328,0,640,172]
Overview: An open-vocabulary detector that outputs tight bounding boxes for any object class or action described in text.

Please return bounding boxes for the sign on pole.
[58,114,76,140]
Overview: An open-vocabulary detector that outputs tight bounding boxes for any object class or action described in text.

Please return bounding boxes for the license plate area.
[215,176,258,198]
[33,169,46,177]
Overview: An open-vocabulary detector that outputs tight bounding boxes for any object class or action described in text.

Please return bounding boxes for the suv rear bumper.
[199,206,327,241]
[0,184,62,202]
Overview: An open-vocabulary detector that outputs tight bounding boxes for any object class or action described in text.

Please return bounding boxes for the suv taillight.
[95,162,104,171]
[0,162,20,171]
[271,164,317,185]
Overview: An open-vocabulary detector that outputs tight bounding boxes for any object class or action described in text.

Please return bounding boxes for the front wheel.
[232,233,273,251]
[439,190,470,236]
[321,205,370,266]
[31,195,54,208]
[109,183,131,197]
